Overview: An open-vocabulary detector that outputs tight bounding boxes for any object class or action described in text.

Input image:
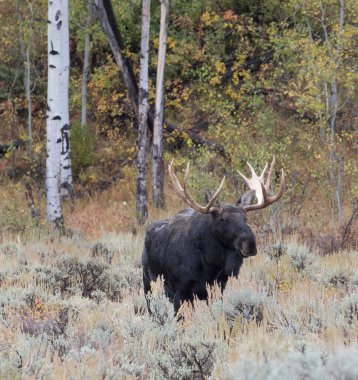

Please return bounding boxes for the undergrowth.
[0,233,357,379]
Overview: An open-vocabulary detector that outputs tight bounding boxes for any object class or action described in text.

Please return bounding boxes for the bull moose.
[142,157,285,314]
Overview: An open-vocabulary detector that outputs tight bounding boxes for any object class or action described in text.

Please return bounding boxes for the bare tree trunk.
[136,0,151,224]
[320,1,345,225]
[24,47,32,155]
[16,0,33,156]
[336,155,343,220]
[46,0,66,228]
[306,19,325,143]
[81,0,93,128]
[336,0,345,223]
[152,0,169,208]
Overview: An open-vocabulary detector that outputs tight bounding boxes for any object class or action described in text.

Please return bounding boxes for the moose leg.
[164,283,174,302]
[217,273,229,292]
[143,266,153,314]
[173,283,195,315]
[173,292,184,315]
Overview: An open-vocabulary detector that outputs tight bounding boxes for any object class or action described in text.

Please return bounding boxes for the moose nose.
[235,235,257,257]
[241,239,257,257]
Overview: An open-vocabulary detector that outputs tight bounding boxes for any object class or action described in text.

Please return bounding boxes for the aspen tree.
[136,0,151,223]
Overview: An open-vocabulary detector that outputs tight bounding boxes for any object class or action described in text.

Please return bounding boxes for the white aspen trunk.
[136,0,151,223]
[46,0,66,227]
[81,0,92,128]
[152,0,169,208]
[59,0,73,197]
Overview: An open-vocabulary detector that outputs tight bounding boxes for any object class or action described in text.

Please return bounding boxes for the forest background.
[0,0,357,246]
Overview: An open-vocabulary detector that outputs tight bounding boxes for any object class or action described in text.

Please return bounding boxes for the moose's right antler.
[238,156,285,212]
[168,159,225,214]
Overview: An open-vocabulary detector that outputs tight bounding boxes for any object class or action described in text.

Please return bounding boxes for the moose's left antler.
[238,156,285,212]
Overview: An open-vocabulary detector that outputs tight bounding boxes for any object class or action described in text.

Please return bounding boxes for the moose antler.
[168,159,225,213]
[238,156,285,212]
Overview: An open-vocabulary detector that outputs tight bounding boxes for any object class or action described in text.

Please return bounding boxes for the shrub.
[155,336,216,380]
[91,242,114,264]
[146,282,175,326]
[320,268,351,290]
[0,241,18,256]
[71,122,95,177]
[267,298,326,336]
[34,256,142,301]
[335,293,358,327]
[287,243,313,273]
[221,288,266,324]
[230,344,358,380]
[264,242,287,262]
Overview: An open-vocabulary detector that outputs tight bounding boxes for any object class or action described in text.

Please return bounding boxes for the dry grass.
[0,225,357,379]
[0,175,357,378]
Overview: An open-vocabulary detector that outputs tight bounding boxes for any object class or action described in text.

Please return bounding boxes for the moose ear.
[205,188,220,206]
[209,206,223,217]
[236,190,256,207]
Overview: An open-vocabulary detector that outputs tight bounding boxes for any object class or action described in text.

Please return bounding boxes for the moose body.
[142,158,285,315]
[142,204,256,313]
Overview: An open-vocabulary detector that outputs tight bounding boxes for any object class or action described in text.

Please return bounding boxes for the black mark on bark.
[61,124,70,154]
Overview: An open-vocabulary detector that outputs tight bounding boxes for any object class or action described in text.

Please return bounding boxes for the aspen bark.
[46,0,67,227]
[152,0,169,208]
[59,0,73,197]
[136,0,151,224]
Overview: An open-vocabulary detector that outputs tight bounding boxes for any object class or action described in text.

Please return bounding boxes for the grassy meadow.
[1,0,357,377]
[0,182,357,379]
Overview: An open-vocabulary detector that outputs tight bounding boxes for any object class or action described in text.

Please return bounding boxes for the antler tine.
[268,168,285,202]
[238,156,285,212]
[204,175,226,211]
[168,159,186,199]
[237,169,251,187]
[169,159,225,213]
[246,162,257,178]
[259,162,268,183]
[265,156,276,191]
[184,162,190,187]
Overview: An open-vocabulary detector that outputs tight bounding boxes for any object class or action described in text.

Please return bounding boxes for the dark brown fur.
[142,191,257,314]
